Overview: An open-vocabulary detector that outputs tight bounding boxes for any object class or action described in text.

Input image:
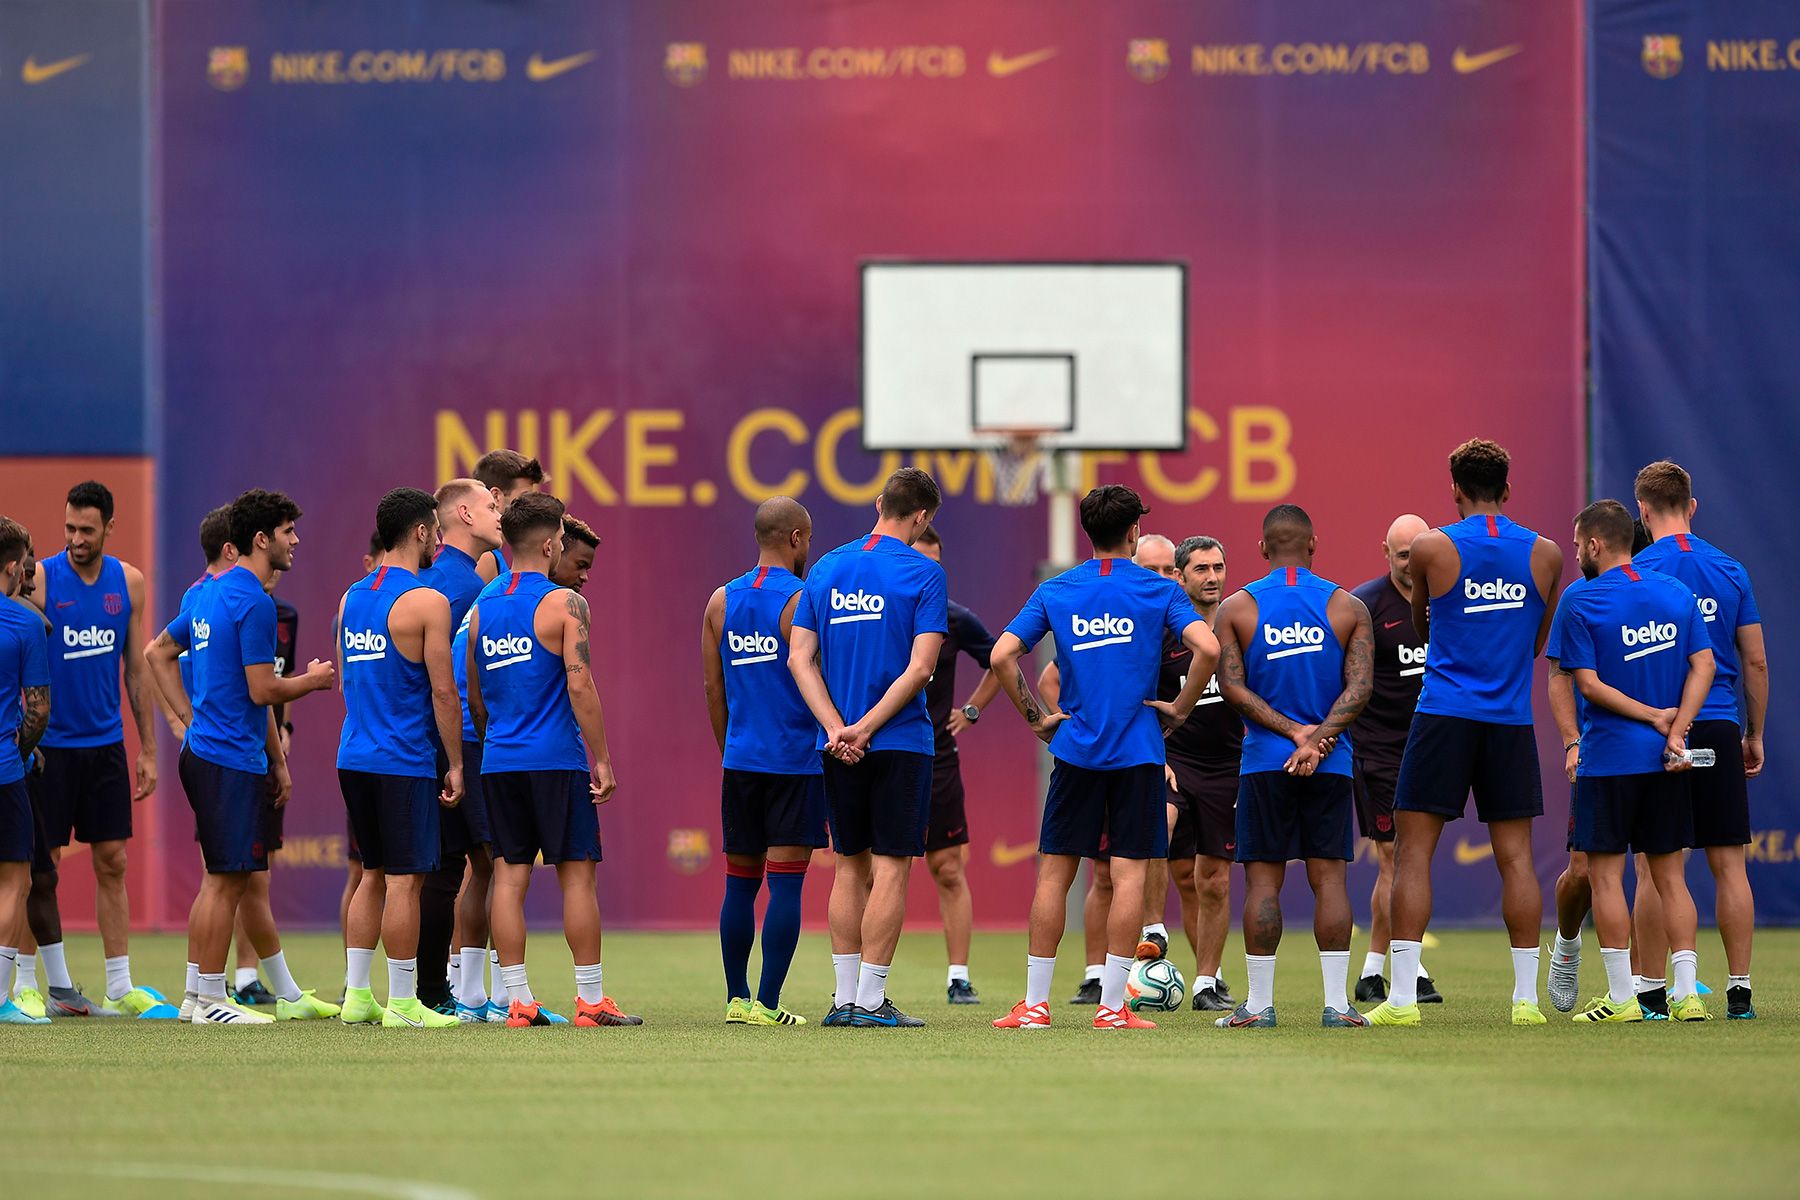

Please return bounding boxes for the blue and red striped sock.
[720,862,762,1000]
[757,860,807,1010]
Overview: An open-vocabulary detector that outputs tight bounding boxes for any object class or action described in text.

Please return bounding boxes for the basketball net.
[983,431,1050,507]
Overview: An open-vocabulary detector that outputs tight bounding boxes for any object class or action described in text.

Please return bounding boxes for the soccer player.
[1627,462,1766,1019]
[989,485,1217,1031]
[1549,500,1713,1023]
[702,496,824,1026]
[466,492,638,1028]
[472,449,548,584]
[788,467,946,1028]
[912,524,1000,1004]
[146,490,338,1024]
[1369,439,1563,1027]
[551,515,599,593]
[0,517,52,1025]
[336,487,466,1029]
[1212,505,1373,1029]
[1348,514,1444,1005]
[21,481,162,1016]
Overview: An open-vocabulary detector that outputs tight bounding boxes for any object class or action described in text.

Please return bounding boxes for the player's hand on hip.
[1028,711,1067,745]
[1742,734,1764,778]
[268,761,292,807]
[133,752,156,801]
[1143,699,1187,734]
[591,760,617,803]
[946,710,972,737]
[441,766,464,808]
[304,658,336,691]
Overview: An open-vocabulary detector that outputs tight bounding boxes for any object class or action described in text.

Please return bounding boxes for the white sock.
[490,949,503,1003]
[234,967,259,990]
[500,963,534,1005]
[13,953,36,995]
[1630,974,1642,994]
[1417,960,1432,980]
[1320,950,1350,1013]
[947,964,969,985]
[198,971,227,1001]
[41,942,72,990]
[1728,973,1751,991]
[574,962,603,1005]
[1196,975,1217,993]
[1245,953,1276,1012]
[1389,941,1422,1006]
[832,953,861,1007]
[1636,975,1667,995]
[449,958,461,990]
[855,962,890,1011]
[1670,950,1698,1002]
[1025,955,1056,1007]
[184,961,200,997]
[1510,945,1540,1004]
[104,954,133,1000]
[0,947,16,999]
[1141,922,1167,940]
[1554,932,1582,961]
[459,948,489,1006]
[260,951,302,1002]
[345,947,375,992]
[388,957,418,1002]
[1100,953,1133,1012]
[1083,963,1103,982]
[1360,951,1385,980]
[1600,946,1633,1003]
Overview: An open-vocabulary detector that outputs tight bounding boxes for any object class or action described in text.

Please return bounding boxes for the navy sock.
[757,862,806,1010]
[720,868,761,1000]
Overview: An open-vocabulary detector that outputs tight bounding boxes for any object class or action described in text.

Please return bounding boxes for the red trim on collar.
[504,571,523,595]
[1622,565,1641,582]
[1485,514,1499,536]
[1675,532,1692,552]
[752,565,769,588]
[373,565,388,590]
[1285,566,1297,586]
[862,534,881,551]
[1098,558,1113,576]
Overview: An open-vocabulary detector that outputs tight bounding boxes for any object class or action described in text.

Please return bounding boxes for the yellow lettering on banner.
[625,410,685,506]
[911,450,992,503]
[436,410,482,482]
[1079,451,1129,494]
[1137,410,1222,503]
[1230,406,1295,500]
[728,408,810,500]
[551,410,618,505]
[816,409,898,505]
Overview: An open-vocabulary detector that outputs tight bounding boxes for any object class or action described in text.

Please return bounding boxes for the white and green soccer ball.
[1125,958,1185,1012]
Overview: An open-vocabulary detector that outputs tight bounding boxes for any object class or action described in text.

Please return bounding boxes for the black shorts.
[262,799,285,853]
[346,815,362,864]
[437,739,493,859]
[1042,759,1166,861]
[1167,757,1236,860]
[1352,755,1402,843]
[1236,770,1355,863]
[925,755,969,852]
[0,778,31,863]
[485,769,602,867]
[1687,720,1750,847]
[179,744,271,874]
[29,742,131,846]
[721,768,828,856]
[339,769,442,875]
[1573,772,1693,856]
[821,750,932,858]
[1393,714,1544,824]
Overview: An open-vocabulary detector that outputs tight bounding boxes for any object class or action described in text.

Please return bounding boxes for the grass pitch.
[5,928,1796,1199]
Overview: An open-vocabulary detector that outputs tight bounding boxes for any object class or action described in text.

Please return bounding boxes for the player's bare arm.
[121,561,157,799]
[264,707,291,808]
[701,586,729,753]
[465,605,488,738]
[947,668,1001,737]
[1406,528,1452,642]
[1037,661,1062,715]
[1284,592,1373,776]
[559,588,617,802]
[1215,593,1301,742]
[1547,665,1581,781]
[413,588,464,807]
[1736,622,1768,777]
[1530,536,1566,657]
[18,683,49,759]
[786,624,855,761]
[840,631,944,754]
[1144,617,1219,734]
[144,630,192,736]
[245,656,334,707]
[989,632,1064,744]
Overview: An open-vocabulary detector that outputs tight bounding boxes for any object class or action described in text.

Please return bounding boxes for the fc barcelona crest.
[1127,39,1170,84]
[1642,34,1682,79]
[208,46,248,91]
[667,828,711,874]
[103,592,124,616]
[665,43,707,87]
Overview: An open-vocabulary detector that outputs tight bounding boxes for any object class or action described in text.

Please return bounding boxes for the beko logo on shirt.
[1463,577,1528,613]
[481,633,534,669]
[1263,622,1325,660]
[343,628,388,662]
[1621,620,1678,661]
[828,588,885,624]
[61,625,117,660]
[1398,642,1428,677]
[727,630,781,665]
[191,617,211,652]
[1698,596,1719,623]
[1070,613,1133,650]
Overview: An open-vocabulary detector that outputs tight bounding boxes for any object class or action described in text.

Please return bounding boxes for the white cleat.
[178,992,197,1022]
[190,998,275,1025]
[1548,949,1581,1013]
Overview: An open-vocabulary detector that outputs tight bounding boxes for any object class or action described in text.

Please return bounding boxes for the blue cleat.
[1641,1006,1670,1021]
[541,1007,569,1025]
[484,999,509,1025]
[0,998,50,1025]
[1322,1006,1370,1028]
[1215,1003,1277,1029]
[821,1002,857,1027]
[847,999,925,1028]
[455,1000,489,1024]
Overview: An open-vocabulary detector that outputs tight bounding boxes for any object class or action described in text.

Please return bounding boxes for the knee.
[1197,871,1229,906]
[92,844,128,881]
[932,858,965,891]
[29,867,58,898]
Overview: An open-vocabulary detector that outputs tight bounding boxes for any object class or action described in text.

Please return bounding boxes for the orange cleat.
[506,999,554,1027]
[1093,1005,1156,1030]
[574,995,644,1027]
[992,1000,1052,1030]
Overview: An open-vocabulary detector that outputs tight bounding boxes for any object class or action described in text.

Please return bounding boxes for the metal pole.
[1038,449,1086,937]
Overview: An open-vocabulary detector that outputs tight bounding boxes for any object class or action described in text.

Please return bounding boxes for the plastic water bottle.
[1678,748,1717,768]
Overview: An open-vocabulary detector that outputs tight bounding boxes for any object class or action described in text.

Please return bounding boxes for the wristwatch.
[960,703,981,723]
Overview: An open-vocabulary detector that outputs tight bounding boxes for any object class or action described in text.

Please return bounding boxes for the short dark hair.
[1632,518,1654,555]
[229,489,302,554]
[1633,460,1692,514]
[1079,485,1149,550]
[876,467,941,522]
[561,514,599,550]
[916,525,941,549]
[67,480,115,524]
[198,506,234,563]
[753,496,810,549]
[1175,535,1224,571]
[0,517,29,573]
[375,487,438,552]
[1575,499,1635,553]
[501,492,566,549]
[1448,439,1510,503]
[1261,504,1314,554]
[474,450,546,493]
[366,530,383,562]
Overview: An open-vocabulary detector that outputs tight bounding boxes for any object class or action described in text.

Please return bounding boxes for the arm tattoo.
[1217,626,1298,737]
[1315,618,1374,741]
[19,686,49,758]
[1016,664,1041,724]
[565,591,592,676]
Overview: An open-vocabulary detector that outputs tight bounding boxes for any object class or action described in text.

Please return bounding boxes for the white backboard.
[860,262,1187,451]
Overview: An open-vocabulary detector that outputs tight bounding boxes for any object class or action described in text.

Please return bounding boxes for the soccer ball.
[1125,959,1185,1012]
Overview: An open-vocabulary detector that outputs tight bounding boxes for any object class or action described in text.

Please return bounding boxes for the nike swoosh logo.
[1454,838,1495,865]
[987,47,1057,78]
[1452,44,1523,74]
[990,839,1039,867]
[23,54,90,85]
[393,1009,423,1027]
[1384,620,1405,629]
[55,601,75,609]
[527,51,596,82]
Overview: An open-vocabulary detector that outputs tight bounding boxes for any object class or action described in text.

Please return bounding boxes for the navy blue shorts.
[925,755,969,852]
[721,768,828,856]
[485,769,602,866]
[1393,713,1543,824]
[338,770,442,875]
[30,741,131,847]
[1236,770,1355,863]
[1352,755,1402,843]
[0,778,31,863]
[1167,756,1237,860]
[1042,759,1166,861]
[821,750,932,858]
[1687,720,1750,848]
[437,739,492,858]
[1573,772,1693,856]
[179,744,271,874]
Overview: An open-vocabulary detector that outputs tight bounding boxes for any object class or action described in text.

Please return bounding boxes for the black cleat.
[1192,985,1233,1012]
[1415,975,1445,1004]
[1727,985,1756,1019]
[946,979,980,1005]
[1637,986,1670,1019]
[1135,932,1169,961]
[849,999,925,1027]
[230,980,277,1007]
[1069,978,1102,1006]
[1354,974,1388,1004]
[1215,975,1234,1003]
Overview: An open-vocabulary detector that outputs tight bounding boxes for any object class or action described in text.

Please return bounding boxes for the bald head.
[1259,504,1316,563]
[754,496,814,575]
[1133,533,1178,579]
[1383,513,1429,594]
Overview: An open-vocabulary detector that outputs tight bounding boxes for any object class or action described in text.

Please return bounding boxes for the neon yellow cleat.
[1511,1000,1547,1025]
[1365,1000,1421,1027]
[276,989,342,1021]
[339,986,386,1026]
[725,997,752,1024]
[383,997,460,1028]
[14,987,46,1020]
[1671,994,1712,1022]
[745,1000,807,1026]
[1573,994,1643,1023]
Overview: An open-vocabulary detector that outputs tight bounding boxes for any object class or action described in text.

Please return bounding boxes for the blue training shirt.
[1548,564,1709,777]
[336,565,436,778]
[1238,566,1354,777]
[165,565,275,775]
[1415,513,1546,726]
[721,564,820,776]
[1004,556,1201,771]
[791,534,948,756]
[39,552,131,748]
[472,571,588,773]
[420,543,485,749]
[0,597,51,786]
[1544,575,1591,738]
[175,571,215,699]
[1633,532,1761,725]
